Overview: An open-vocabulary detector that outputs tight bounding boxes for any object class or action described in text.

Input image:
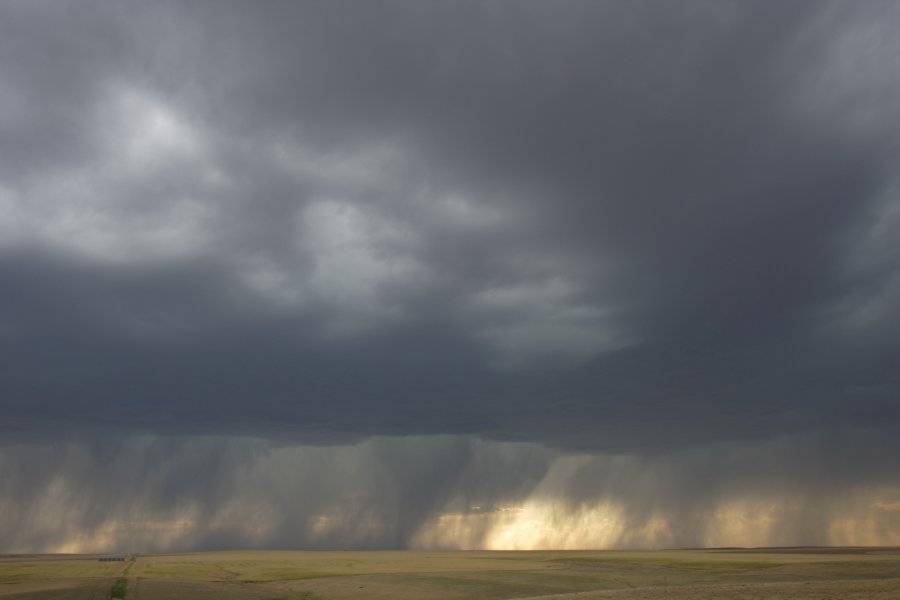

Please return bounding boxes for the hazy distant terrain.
[1,548,898,599]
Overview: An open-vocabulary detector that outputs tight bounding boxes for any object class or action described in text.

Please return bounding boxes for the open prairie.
[1,548,898,599]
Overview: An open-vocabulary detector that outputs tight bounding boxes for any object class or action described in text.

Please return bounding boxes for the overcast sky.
[1,0,899,552]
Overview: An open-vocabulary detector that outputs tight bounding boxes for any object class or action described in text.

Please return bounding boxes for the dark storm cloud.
[1,0,898,454]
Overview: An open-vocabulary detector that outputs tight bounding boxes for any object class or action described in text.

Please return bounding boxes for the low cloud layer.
[0,1,898,550]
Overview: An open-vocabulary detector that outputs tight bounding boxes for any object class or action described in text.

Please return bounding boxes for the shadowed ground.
[1,548,898,599]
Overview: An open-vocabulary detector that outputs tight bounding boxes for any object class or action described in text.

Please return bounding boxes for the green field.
[1,548,898,599]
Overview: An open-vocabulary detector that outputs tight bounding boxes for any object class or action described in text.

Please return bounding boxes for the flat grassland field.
[1,548,898,599]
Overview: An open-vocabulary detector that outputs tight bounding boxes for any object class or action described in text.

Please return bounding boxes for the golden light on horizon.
[411,486,900,551]
[484,500,627,550]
